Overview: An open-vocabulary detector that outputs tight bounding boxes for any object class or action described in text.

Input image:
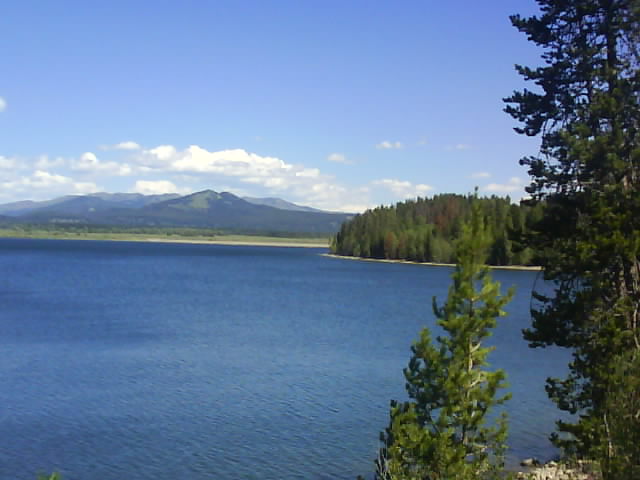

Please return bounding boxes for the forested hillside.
[331,194,543,266]
[0,190,351,235]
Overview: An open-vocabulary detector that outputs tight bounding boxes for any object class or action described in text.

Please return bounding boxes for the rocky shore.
[516,459,600,480]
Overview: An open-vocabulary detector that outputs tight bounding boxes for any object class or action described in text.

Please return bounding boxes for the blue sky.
[0,1,542,212]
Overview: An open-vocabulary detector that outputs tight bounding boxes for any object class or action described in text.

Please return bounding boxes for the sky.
[0,1,544,212]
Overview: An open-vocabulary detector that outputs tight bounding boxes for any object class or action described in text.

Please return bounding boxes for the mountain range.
[0,191,352,234]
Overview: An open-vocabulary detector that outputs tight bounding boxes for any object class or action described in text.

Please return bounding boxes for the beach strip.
[323,253,541,271]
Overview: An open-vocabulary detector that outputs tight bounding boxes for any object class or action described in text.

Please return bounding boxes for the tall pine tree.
[376,198,513,480]
[504,1,640,477]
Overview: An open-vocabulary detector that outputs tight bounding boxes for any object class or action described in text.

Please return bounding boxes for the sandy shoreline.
[141,237,329,248]
[323,253,541,271]
[0,233,329,249]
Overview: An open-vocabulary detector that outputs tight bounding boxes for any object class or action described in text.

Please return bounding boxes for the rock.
[516,460,600,480]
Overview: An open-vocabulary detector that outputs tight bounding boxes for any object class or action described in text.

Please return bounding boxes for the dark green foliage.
[602,349,640,479]
[505,1,640,477]
[332,194,540,266]
[376,200,514,480]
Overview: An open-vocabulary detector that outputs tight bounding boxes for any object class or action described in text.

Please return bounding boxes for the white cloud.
[71,151,132,176]
[148,145,177,162]
[484,176,524,193]
[375,140,403,150]
[302,182,366,212]
[327,153,348,163]
[0,97,6,112]
[0,156,17,169]
[132,180,188,195]
[138,146,305,185]
[471,172,491,179]
[26,170,71,187]
[0,170,100,200]
[132,145,364,210]
[372,178,433,198]
[35,155,66,170]
[114,141,141,151]
[295,168,320,178]
[100,141,142,151]
[174,147,289,178]
[79,152,98,166]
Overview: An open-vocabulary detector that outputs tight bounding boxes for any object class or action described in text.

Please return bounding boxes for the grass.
[0,228,330,247]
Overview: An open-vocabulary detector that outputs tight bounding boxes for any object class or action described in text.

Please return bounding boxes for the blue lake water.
[0,238,570,480]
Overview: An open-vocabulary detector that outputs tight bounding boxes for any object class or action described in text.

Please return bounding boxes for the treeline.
[0,223,225,237]
[0,223,328,240]
[331,194,543,266]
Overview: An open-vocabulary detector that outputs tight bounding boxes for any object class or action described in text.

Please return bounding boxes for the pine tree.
[377,199,514,480]
[504,1,640,476]
[603,349,640,479]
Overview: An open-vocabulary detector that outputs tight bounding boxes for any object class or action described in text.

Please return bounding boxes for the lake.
[0,238,569,480]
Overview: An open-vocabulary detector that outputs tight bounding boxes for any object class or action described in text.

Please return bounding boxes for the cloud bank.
[0,170,100,200]
[132,180,187,195]
[3,141,526,212]
[372,178,432,198]
[484,177,524,193]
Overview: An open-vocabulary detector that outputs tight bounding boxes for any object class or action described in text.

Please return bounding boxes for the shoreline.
[514,460,598,480]
[141,237,329,248]
[323,253,541,271]
[0,232,329,249]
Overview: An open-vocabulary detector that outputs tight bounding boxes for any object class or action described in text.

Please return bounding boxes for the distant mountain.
[242,196,323,213]
[85,192,181,207]
[0,196,75,216]
[1,190,352,234]
[0,192,179,216]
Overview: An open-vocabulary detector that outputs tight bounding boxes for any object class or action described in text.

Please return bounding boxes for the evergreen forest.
[331,194,544,266]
